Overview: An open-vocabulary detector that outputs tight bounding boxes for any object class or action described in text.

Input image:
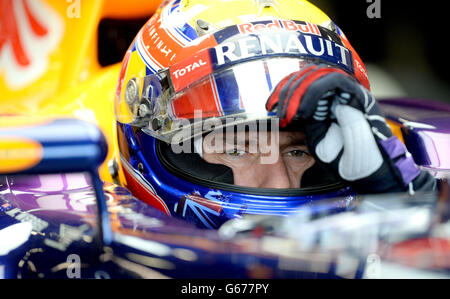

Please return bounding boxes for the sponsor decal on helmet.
[168,29,354,94]
[172,59,208,79]
[212,31,353,73]
[170,50,213,92]
[139,19,217,73]
[238,20,321,37]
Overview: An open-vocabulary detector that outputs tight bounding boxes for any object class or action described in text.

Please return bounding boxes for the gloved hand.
[266,64,430,194]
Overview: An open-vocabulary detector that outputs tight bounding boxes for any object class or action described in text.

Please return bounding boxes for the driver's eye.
[286,150,307,158]
[226,148,245,157]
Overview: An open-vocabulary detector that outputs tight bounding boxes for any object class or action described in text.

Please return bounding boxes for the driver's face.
[202,130,315,189]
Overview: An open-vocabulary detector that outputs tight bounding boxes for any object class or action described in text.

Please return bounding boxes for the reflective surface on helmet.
[159,57,310,142]
[117,57,323,143]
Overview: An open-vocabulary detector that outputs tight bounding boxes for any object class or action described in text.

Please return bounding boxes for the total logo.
[238,20,321,37]
[172,59,208,79]
[170,50,213,92]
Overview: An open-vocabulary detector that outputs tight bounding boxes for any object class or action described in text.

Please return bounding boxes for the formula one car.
[0,0,449,279]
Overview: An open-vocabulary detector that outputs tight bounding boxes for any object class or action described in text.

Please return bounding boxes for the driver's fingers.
[334,105,383,181]
[315,122,344,163]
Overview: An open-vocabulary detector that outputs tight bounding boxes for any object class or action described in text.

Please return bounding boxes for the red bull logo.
[238,20,321,37]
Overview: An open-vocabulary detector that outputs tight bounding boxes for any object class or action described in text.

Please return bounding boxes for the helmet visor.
[116,56,323,143]
[117,55,348,194]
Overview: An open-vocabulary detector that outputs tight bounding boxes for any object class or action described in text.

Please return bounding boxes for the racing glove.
[266,64,435,194]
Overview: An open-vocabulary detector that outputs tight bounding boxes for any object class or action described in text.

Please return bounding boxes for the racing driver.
[114,0,436,228]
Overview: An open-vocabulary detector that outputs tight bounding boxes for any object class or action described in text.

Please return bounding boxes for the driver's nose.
[252,156,291,189]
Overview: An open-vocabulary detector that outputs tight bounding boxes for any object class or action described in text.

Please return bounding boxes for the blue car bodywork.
[1,98,450,279]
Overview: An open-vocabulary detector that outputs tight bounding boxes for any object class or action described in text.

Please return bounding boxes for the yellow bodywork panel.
[0,0,161,182]
[0,0,345,182]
